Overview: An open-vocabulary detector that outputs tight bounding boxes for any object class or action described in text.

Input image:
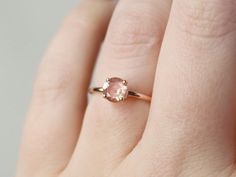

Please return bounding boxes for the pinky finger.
[16,1,115,176]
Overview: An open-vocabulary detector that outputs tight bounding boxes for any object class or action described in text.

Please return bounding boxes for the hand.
[16,0,236,177]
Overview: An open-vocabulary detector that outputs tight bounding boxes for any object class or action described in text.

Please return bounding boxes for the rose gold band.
[89,77,151,103]
[89,87,151,102]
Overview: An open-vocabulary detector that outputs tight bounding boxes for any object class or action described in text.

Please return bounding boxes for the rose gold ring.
[89,77,151,103]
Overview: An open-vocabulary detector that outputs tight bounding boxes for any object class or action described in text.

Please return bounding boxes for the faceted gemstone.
[103,77,128,102]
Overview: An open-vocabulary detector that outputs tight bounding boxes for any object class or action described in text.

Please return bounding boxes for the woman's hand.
[16,0,236,176]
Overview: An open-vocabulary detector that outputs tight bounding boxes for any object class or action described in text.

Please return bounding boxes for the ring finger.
[65,0,172,176]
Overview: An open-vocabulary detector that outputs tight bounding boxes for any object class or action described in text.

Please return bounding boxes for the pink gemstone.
[103,77,128,102]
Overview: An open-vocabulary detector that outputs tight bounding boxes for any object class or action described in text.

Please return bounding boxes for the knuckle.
[33,61,73,102]
[176,0,236,39]
[64,1,110,34]
[64,6,97,33]
[106,4,163,58]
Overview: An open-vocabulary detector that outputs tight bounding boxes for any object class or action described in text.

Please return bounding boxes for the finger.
[64,0,172,176]
[117,0,236,176]
[16,1,115,176]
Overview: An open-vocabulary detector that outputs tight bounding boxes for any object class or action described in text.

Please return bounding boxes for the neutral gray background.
[0,1,78,176]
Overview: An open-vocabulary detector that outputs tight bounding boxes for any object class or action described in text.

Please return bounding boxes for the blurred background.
[0,1,78,176]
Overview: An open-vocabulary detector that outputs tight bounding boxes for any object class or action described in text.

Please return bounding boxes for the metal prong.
[117,97,124,102]
[106,78,110,82]
[122,80,127,85]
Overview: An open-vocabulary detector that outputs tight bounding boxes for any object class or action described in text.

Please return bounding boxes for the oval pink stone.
[103,77,128,102]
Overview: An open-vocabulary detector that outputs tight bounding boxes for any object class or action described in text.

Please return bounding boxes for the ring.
[89,77,151,103]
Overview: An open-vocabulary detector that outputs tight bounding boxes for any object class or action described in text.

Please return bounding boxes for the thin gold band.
[89,87,151,102]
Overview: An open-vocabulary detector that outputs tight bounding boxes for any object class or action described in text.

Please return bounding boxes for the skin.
[16,0,236,176]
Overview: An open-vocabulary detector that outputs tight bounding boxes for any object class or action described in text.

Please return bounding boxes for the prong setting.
[122,80,128,85]
[117,97,124,102]
[102,77,128,103]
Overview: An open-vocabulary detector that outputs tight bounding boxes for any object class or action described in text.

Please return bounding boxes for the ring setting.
[89,77,151,103]
[102,77,128,102]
